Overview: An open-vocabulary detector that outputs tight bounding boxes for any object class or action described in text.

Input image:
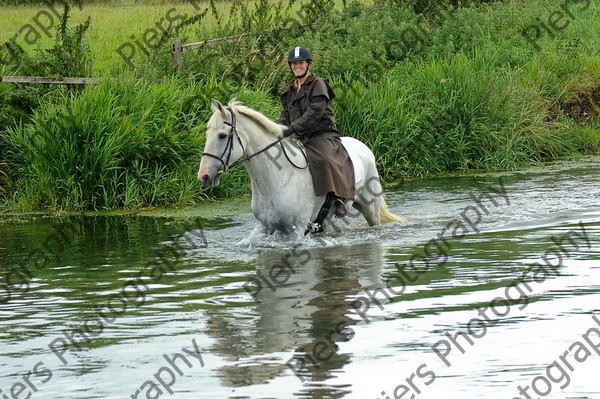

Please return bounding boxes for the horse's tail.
[379,196,407,223]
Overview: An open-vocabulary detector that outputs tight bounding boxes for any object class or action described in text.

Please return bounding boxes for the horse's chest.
[252,196,311,234]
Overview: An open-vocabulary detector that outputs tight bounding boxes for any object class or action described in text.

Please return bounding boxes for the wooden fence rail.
[0,76,100,84]
[169,7,367,71]
[170,22,319,71]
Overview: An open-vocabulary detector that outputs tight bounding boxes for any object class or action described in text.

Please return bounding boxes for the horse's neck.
[238,122,310,197]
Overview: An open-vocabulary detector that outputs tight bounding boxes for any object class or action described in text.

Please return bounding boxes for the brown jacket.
[277,74,338,138]
[277,74,355,199]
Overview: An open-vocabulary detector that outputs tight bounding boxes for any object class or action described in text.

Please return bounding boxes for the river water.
[1,156,599,399]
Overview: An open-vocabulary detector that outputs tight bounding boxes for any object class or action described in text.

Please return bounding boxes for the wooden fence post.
[171,39,183,71]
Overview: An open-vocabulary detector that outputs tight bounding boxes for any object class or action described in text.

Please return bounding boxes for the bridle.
[201,107,309,173]
[201,108,244,171]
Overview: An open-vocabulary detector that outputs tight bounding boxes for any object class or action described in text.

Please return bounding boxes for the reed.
[1,0,599,211]
[5,76,201,210]
[333,47,600,179]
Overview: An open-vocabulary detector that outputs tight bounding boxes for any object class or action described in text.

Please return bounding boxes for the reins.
[202,107,309,173]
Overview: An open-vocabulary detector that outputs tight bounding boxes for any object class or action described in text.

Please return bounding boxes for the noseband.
[201,107,309,173]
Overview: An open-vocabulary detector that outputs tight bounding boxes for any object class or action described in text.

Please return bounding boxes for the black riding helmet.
[288,47,312,79]
[288,46,312,63]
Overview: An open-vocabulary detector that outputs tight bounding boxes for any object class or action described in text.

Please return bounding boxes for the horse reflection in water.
[202,242,386,398]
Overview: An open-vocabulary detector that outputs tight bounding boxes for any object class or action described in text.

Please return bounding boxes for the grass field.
[1,1,240,73]
[0,0,349,74]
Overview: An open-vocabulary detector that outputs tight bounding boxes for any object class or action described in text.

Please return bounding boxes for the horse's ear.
[210,98,227,116]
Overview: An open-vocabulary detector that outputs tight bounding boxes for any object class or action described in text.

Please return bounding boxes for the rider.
[278,46,355,230]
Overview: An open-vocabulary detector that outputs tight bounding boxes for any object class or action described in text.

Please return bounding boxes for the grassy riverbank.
[1,0,599,211]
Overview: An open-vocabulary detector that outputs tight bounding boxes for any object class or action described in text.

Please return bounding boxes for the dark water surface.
[1,157,600,399]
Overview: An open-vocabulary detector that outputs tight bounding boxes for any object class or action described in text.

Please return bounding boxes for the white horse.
[198,99,403,235]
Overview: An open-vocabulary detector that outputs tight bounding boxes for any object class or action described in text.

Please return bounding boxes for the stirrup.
[333,198,348,217]
[304,222,323,236]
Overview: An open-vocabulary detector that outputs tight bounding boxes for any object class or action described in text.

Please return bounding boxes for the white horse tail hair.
[379,196,407,223]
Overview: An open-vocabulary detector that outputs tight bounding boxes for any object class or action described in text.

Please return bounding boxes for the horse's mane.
[228,100,286,137]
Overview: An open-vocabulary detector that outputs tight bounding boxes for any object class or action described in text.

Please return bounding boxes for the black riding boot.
[305,192,336,235]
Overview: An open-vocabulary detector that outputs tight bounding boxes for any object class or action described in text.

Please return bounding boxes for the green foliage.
[1,3,95,201]
[205,0,291,37]
[4,3,93,77]
[2,0,600,211]
[332,50,544,178]
[4,76,199,210]
[0,3,93,131]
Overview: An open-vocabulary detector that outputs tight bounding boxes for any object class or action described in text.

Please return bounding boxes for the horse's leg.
[354,181,381,226]
[341,136,386,226]
[352,152,386,226]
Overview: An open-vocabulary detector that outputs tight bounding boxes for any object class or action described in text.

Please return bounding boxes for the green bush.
[4,76,203,210]
[1,73,285,210]
[2,0,599,211]
[3,3,92,77]
[333,44,600,179]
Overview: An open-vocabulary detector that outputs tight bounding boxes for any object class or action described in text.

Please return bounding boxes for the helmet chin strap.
[292,64,311,79]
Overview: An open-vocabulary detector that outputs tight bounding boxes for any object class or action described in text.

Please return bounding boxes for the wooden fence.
[171,22,318,71]
[0,76,100,84]
[3,7,379,81]
[169,8,365,71]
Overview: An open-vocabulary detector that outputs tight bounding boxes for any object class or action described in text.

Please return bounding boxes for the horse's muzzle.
[197,169,222,188]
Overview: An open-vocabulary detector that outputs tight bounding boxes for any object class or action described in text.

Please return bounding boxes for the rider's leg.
[305,192,336,235]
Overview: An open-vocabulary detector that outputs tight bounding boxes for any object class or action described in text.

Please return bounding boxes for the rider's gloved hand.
[282,126,295,138]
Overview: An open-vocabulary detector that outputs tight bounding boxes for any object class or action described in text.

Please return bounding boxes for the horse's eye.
[218,133,227,140]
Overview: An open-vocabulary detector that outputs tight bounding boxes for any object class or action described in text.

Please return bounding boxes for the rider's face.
[290,60,309,77]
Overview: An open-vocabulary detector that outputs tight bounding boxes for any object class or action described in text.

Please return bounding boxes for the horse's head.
[198,99,245,187]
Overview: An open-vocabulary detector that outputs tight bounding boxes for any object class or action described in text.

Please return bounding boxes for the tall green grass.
[1,74,281,210]
[5,77,202,210]
[333,48,600,179]
[1,0,599,211]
